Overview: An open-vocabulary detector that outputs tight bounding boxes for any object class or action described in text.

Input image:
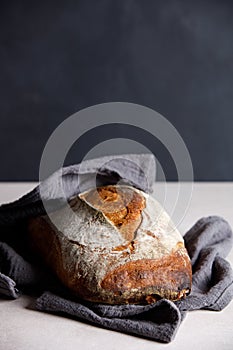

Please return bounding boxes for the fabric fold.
[36,292,182,343]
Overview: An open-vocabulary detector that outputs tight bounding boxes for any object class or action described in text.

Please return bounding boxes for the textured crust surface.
[27,185,192,304]
[80,186,145,241]
[101,246,191,302]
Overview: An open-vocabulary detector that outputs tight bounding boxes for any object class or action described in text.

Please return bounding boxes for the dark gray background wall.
[0,0,232,181]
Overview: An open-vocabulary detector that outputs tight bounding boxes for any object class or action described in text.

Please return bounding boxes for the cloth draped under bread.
[0,154,232,343]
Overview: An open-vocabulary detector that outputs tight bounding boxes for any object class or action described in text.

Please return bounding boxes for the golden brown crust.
[79,186,145,241]
[101,247,192,298]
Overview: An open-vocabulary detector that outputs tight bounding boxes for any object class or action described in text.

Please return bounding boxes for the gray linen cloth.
[0,154,232,343]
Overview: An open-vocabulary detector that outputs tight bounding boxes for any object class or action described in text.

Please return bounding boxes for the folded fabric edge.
[0,273,19,299]
[35,291,182,343]
[204,256,233,311]
[0,154,156,215]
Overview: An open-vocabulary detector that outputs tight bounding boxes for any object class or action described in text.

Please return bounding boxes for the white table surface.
[0,182,233,350]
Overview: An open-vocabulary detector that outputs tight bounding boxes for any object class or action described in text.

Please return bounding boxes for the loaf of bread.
[27,185,192,304]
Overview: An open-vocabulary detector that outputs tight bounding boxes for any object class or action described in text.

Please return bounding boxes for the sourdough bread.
[27,185,192,304]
